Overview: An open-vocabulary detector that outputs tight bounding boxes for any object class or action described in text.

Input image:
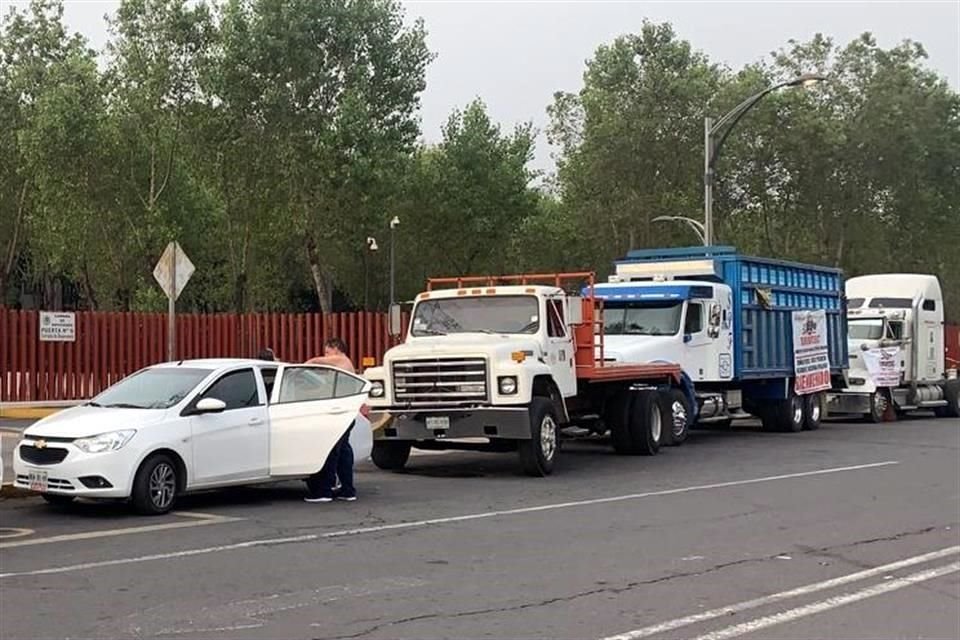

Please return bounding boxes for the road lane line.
[599,545,960,640]
[0,512,242,549]
[0,460,898,578]
[689,561,960,640]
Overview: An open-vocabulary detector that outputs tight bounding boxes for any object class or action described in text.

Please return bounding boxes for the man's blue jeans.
[307,422,355,499]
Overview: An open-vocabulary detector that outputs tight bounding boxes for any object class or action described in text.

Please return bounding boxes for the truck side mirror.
[389,304,403,337]
[566,297,584,325]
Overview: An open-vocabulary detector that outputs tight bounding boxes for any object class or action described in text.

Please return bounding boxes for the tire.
[518,398,560,476]
[371,440,412,471]
[935,380,960,418]
[763,395,803,433]
[865,390,887,423]
[803,393,824,431]
[131,454,179,515]
[661,389,691,446]
[629,390,662,456]
[42,494,75,506]
[606,391,635,454]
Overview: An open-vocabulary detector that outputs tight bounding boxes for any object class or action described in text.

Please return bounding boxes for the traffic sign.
[153,242,194,301]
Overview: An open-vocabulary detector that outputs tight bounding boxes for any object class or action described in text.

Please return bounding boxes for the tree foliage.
[2,3,957,319]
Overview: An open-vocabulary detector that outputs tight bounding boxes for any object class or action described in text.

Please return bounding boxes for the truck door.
[682,300,710,381]
[545,296,577,397]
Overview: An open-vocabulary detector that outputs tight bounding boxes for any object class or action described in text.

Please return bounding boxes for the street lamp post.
[703,73,825,246]
[389,216,400,306]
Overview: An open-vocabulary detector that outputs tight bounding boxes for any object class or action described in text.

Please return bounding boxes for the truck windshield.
[848,318,884,340]
[411,295,539,336]
[604,302,684,336]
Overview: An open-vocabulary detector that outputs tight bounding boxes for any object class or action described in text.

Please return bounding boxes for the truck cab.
[833,273,959,420]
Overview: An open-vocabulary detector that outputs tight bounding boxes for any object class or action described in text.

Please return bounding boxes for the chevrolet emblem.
[35,439,47,449]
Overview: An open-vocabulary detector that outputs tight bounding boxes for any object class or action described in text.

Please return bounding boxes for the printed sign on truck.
[861,347,901,388]
[792,310,831,394]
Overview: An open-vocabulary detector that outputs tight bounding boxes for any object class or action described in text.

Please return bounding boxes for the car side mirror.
[195,398,227,414]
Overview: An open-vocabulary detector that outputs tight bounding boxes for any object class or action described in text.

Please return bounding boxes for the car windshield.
[604,302,684,336]
[411,295,540,336]
[91,367,212,409]
[848,318,884,340]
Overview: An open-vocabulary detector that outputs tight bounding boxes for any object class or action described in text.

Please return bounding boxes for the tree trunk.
[1,181,28,305]
[305,235,333,313]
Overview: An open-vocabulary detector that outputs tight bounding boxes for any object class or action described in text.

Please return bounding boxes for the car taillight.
[359,404,371,418]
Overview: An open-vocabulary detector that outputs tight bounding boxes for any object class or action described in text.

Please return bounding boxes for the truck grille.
[392,358,488,405]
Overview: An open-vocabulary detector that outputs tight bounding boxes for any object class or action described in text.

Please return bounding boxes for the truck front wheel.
[518,398,559,477]
[661,389,691,446]
[371,441,412,471]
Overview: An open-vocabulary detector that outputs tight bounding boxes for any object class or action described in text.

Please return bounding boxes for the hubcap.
[149,463,176,510]
[670,400,687,436]
[792,398,804,426]
[650,405,662,443]
[873,391,888,416]
[810,398,821,423]
[540,416,558,461]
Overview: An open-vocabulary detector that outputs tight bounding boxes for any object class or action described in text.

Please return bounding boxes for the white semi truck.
[827,273,960,421]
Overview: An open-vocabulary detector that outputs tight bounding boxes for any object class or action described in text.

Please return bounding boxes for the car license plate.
[426,416,450,430]
[28,469,48,492]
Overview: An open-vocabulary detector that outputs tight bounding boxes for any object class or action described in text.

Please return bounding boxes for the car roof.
[151,358,270,370]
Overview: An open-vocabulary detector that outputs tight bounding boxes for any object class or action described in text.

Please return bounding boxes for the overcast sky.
[9,0,960,173]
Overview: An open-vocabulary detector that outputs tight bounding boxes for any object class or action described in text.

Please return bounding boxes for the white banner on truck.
[862,347,901,388]
[792,310,831,394]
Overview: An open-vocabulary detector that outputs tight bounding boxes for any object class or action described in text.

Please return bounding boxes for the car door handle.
[327,407,350,415]
[249,417,265,426]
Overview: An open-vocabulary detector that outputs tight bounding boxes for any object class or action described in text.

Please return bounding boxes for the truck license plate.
[28,469,49,492]
[426,416,450,430]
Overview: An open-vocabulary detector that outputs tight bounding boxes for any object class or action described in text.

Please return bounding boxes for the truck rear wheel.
[606,391,635,455]
[934,380,960,418]
[762,395,803,433]
[371,441,412,471]
[661,389,691,446]
[803,393,824,431]
[518,398,559,477]
[629,390,662,456]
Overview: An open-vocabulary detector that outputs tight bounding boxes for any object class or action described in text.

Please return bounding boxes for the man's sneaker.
[336,494,357,502]
[304,496,333,503]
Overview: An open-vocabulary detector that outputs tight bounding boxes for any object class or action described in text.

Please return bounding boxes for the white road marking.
[0,527,34,540]
[0,460,898,579]
[689,561,960,640]
[598,545,960,640]
[0,512,242,549]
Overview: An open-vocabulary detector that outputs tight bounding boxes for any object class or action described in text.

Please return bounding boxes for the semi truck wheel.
[518,398,559,476]
[866,390,887,423]
[763,395,803,433]
[606,391,636,455]
[661,389,691,446]
[935,380,960,418]
[371,441,412,471]
[803,393,823,431]
[629,390,662,456]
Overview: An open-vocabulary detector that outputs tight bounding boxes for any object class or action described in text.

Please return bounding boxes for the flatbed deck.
[577,362,680,382]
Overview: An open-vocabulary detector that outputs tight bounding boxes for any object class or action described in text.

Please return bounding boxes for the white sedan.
[13,359,371,514]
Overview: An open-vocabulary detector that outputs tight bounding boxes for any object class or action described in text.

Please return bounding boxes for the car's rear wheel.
[132,454,178,515]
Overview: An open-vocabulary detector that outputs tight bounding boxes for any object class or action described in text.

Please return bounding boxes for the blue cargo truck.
[591,246,848,440]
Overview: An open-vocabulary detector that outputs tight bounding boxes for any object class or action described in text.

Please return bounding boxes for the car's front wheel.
[132,454,179,515]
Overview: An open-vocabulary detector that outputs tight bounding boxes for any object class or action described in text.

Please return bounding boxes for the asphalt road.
[1,415,958,640]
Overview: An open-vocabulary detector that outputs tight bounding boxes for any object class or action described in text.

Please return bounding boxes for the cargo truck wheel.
[763,395,803,433]
[803,393,823,431]
[606,391,636,455]
[371,441,412,471]
[661,389,691,446]
[518,398,559,476]
[629,390,662,456]
[934,381,960,418]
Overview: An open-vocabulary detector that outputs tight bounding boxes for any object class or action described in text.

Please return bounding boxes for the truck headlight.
[75,430,136,454]
[499,376,518,395]
[369,381,385,398]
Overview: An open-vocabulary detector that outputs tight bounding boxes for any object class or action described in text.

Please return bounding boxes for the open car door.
[268,365,370,478]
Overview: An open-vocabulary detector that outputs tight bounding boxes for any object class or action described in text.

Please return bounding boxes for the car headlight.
[75,430,136,454]
[369,381,385,398]
[499,376,518,395]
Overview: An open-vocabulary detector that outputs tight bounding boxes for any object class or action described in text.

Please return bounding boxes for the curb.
[0,484,33,499]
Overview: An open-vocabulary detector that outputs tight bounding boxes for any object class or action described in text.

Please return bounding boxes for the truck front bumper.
[376,407,532,441]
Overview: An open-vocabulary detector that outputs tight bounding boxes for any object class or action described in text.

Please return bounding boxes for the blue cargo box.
[616,246,849,381]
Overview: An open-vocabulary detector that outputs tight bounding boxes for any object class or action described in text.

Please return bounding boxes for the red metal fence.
[947,323,960,370]
[1,308,400,402]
